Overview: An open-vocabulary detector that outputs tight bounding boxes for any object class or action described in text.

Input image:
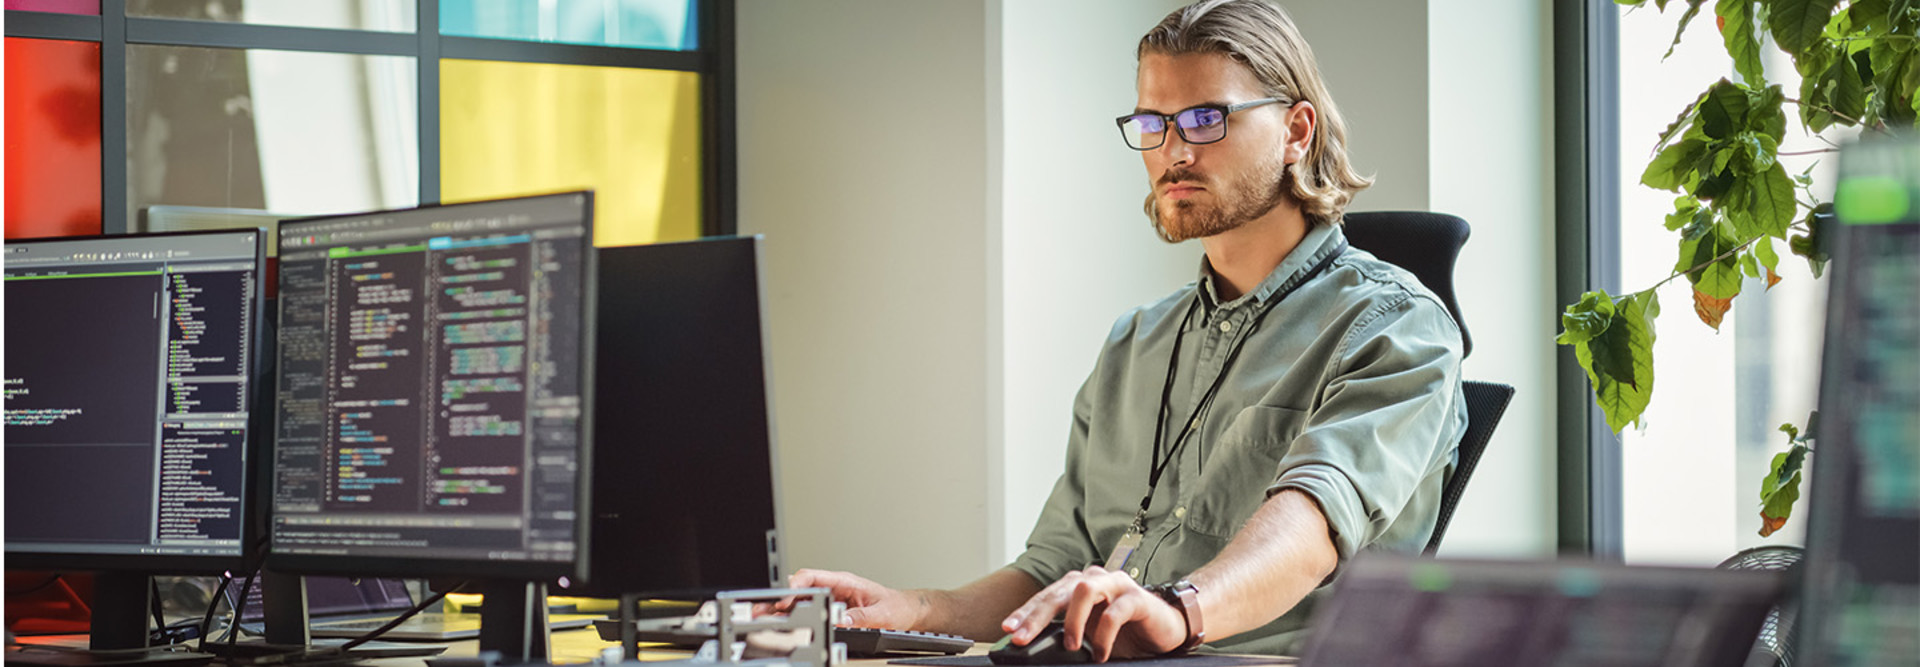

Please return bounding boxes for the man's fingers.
[1059,578,1109,651]
[1087,595,1139,663]
[842,606,870,628]
[1002,572,1080,643]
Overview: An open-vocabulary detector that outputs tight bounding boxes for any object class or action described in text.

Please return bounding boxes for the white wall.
[1425,0,1559,557]
[995,0,1195,566]
[1279,0,1429,212]
[737,0,993,589]
[738,0,1561,590]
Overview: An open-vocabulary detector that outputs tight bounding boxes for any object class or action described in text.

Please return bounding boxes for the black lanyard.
[1135,240,1346,526]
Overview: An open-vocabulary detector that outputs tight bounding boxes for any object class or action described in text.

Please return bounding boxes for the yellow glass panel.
[440,60,701,247]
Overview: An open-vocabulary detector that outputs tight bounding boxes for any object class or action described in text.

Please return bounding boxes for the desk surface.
[11,626,1295,667]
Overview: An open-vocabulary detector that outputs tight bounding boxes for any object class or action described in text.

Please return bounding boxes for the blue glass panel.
[441,0,696,51]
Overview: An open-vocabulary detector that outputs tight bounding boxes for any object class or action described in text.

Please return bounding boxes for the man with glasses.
[782,0,1465,658]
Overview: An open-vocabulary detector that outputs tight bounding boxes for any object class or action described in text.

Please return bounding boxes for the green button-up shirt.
[1008,222,1468,655]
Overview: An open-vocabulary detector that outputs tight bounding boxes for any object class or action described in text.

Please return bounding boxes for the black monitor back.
[562,236,781,598]
[1800,136,1920,665]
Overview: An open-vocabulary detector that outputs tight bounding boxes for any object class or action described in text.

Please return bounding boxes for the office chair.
[1340,211,1516,556]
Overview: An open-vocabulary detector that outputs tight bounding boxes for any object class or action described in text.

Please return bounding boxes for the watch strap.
[1148,579,1205,654]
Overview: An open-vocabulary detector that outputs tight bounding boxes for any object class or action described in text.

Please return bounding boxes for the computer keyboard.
[832,627,974,656]
[592,619,973,657]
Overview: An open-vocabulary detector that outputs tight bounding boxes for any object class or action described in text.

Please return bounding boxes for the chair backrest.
[1341,211,1473,358]
[1424,380,1514,555]
[1340,210,1507,555]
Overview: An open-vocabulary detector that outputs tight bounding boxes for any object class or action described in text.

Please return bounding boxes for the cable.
[196,574,233,653]
[338,581,468,650]
[2,574,65,598]
[149,579,166,635]
[225,569,259,649]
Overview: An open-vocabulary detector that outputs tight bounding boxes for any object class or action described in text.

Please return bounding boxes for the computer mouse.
[987,620,1096,665]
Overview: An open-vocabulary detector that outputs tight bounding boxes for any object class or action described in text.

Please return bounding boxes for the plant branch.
[1646,234,1765,293]
[1778,148,1840,156]
[1783,97,1891,134]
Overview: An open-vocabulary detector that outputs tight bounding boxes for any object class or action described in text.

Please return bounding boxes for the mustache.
[1158,167,1206,186]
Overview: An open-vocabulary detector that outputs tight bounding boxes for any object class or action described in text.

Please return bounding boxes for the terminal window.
[3,234,259,557]
[272,197,587,564]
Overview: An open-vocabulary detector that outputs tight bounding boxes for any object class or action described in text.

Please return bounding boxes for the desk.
[9,628,1295,667]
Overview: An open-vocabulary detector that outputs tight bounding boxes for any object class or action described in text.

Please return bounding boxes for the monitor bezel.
[3,228,270,574]
[265,191,596,583]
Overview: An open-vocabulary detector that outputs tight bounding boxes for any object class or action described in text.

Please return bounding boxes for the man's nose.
[1158,130,1195,167]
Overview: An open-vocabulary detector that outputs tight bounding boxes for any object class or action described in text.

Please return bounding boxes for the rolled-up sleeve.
[1009,370,1101,587]
[1267,291,1463,561]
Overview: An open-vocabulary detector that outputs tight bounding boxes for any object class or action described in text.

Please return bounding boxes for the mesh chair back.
[1423,380,1515,555]
[1341,211,1473,358]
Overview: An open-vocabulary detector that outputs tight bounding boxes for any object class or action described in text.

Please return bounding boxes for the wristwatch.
[1146,579,1205,654]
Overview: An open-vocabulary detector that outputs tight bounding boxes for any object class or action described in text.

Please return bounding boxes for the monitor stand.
[3,573,213,667]
[474,580,553,664]
[258,570,309,647]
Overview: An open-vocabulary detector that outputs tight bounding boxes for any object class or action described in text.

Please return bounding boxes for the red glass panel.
[3,0,99,15]
[5,37,102,239]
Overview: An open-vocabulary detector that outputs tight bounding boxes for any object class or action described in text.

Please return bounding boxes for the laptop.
[1299,555,1789,666]
[228,576,602,641]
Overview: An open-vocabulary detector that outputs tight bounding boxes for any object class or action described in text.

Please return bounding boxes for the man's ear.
[1284,100,1316,164]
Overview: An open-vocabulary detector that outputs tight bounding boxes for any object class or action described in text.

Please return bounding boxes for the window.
[1569,2,1843,564]
[3,0,730,245]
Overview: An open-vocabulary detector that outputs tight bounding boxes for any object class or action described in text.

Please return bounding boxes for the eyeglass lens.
[1121,107,1230,149]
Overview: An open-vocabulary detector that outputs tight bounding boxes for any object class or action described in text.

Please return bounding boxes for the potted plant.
[1559,0,1916,536]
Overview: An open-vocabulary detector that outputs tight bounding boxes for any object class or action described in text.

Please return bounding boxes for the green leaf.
[1728,162,1798,238]
[1758,443,1810,537]
[1768,0,1840,55]
[1584,291,1660,433]
[1798,40,1840,131]
[1643,138,1708,191]
[1790,202,1834,277]
[1665,195,1705,230]
[1665,0,1710,59]
[1681,206,1718,240]
[1699,79,1751,138]
[1556,291,1617,345]
[1741,251,1762,278]
[1830,46,1868,121]
[1747,84,1787,141]
[1754,236,1780,271]
[1717,0,1768,84]
[1755,236,1782,287]
[1678,227,1745,299]
[1765,446,1809,497]
[1655,90,1710,152]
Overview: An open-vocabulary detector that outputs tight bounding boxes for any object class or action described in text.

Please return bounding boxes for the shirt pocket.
[1186,405,1308,538]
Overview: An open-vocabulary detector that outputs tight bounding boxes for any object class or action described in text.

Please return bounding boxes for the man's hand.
[772,568,928,630]
[998,566,1186,663]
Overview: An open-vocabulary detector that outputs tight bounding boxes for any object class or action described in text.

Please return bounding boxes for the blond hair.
[1138,0,1372,226]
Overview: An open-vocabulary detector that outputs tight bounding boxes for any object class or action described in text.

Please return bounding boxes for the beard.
[1147,154,1290,243]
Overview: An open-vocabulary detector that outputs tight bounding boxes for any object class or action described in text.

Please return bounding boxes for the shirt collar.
[1198,222,1346,311]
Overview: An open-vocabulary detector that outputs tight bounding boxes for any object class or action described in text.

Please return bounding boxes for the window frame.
[1553,0,1624,559]
[4,0,736,237]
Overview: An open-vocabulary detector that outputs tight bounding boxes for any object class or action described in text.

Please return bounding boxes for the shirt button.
[1173,506,1187,519]
[1128,567,1141,579]
[1218,321,1233,332]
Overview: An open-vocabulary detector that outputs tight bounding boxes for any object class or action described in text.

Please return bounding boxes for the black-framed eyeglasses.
[1115,97,1290,151]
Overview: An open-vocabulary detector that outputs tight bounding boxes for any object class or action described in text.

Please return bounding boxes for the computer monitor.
[556,236,783,600]
[268,192,595,659]
[1800,136,1920,664]
[4,229,268,653]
